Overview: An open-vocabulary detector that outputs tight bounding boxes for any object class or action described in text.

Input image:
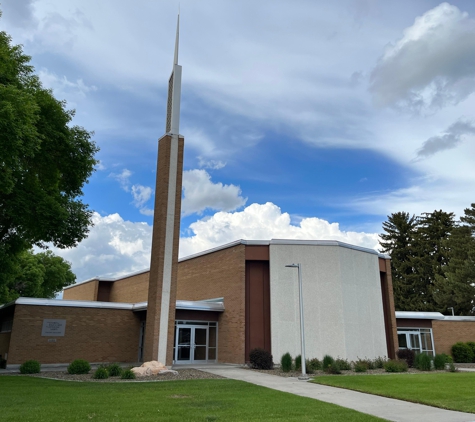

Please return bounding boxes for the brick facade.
[63,280,98,301]
[177,244,246,364]
[109,272,149,303]
[7,305,141,365]
[432,320,475,355]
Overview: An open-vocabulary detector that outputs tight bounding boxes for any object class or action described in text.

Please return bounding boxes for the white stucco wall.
[269,241,387,362]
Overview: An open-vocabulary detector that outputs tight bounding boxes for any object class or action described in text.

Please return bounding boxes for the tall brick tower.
[143,15,184,366]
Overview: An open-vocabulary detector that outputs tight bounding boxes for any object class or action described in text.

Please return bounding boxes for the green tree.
[0,249,76,303]
[0,21,98,289]
[380,212,419,310]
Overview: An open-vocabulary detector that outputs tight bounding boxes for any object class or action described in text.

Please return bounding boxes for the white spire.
[165,12,182,135]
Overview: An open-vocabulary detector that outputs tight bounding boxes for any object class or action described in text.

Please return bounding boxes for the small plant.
[326,362,341,374]
[414,352,432,371]
[307,358,321,373]
[396,349,415,368]
[451,342,474,363]
[354,361,367,372]
[121,368,136,379]
[67,359,91,375]
[294,355,301,371]
[466,342,475,362]
[335,358,351,370]
[281,353,292,372]
[322,354,334,370]
[19,360,41,374]
[93,367,109,379]
[249,348,273,370]
[384,359,408,373]
[107,363,122,377]
[433,354,449,370]
[447,363,457,372]
[373,356,387,369]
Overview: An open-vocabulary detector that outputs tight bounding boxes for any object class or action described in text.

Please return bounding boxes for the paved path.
[196,366,475,422]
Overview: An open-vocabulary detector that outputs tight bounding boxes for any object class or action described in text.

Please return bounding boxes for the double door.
[175,326,208,363]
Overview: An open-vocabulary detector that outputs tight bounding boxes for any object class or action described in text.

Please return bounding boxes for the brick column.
[143,134,184,366]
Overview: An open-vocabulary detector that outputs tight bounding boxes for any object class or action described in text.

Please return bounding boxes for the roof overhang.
[395,311,445,320]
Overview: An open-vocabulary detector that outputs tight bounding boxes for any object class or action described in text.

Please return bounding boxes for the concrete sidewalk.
[197,366,475,422]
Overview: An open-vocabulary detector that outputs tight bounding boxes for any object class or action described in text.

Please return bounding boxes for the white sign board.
[41,319,66,337]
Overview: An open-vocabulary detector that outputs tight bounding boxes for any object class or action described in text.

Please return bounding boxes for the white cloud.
[182,169,247,216]
[179,202,380,257]
[51,213,152,282]
[131,185,152,208]
[370,3,475,110]
[198,156,226,170]
[109,169,154,215]
[109,169,132,190]
[53,204,381,282]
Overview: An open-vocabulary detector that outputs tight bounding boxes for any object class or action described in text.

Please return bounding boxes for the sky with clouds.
[2,0,475,282]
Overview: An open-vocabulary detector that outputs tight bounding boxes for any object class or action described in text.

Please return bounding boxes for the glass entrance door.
[175,326,208,363]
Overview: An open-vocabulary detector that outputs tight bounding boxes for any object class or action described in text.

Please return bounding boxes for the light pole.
[447,307,455,316]
[285,263,308,380]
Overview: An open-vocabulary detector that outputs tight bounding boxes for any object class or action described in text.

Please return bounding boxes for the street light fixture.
[285,263,308,380]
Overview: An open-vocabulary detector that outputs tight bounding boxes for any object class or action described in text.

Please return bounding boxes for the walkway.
[196,365,475,422]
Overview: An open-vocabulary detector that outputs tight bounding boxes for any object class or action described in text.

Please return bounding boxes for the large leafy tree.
[0,250,76,303]
[0,21,97,295]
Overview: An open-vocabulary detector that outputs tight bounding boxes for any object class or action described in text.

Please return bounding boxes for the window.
[0,319,13,333]
[397,328,434,356]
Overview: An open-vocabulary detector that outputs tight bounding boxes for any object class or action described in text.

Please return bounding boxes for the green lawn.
[313,372,475,413]
[0,376,384,421]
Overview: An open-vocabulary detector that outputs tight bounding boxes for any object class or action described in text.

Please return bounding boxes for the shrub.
[448,363,457,372]
[121,369,136,379]
[280,353,292,372]
[414,353,432,371]
[19,360,41,374]
[354,361,367,372]
[335,358,351,370]
[294,355,301,371]
[249,348,273,370]
[396,349,415,368]
[433,354,449,370]
[466,342,475,362]
[307,358,321,373]
[107,363,122,377]
[322,355,334,370]
[67,359,91,375]
[326,362,341,374]
[93,367,109,379]
[384,359,408,373]
[374,356,387,369]
[451,342,474,363]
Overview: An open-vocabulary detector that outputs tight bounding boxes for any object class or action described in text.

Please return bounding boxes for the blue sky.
[2,0,475,282]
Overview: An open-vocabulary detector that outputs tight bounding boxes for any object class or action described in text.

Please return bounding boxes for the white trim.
[395,311,445,320]
[157,133,180,364]
[441,316,475,321]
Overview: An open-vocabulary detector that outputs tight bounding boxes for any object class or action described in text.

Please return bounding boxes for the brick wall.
[63,280,98,301]
[8,305,141,365]
[109,272,149,303]
[0,332,11,359]
[177,244,246,364]
[433,320,475,355]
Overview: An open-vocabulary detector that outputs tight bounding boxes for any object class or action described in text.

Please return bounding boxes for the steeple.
[166,14,182,135]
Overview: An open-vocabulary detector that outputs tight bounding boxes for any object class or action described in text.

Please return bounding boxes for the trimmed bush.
[121,368,136,379]
[433,354,449,370]
[396,349,415,368]
[93,367,109,379]
[322,355,334,370]
[307,358,321,372]
[281,353,292,372]
[414,353,432,371]
[107,363,122,377]
[67,359,91,375]
[294,355,301,371]
[354,361,367,372]
[466,342,475,362]
[249,348,273,370]
[335,358,351,370]
[451,342,474,363]
[326,362,341,374]
[374,356,387,369]
[19,360,41,374]
[384,359,408,373]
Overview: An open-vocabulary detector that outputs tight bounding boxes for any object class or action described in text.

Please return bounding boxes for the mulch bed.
[2,368,224,383]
